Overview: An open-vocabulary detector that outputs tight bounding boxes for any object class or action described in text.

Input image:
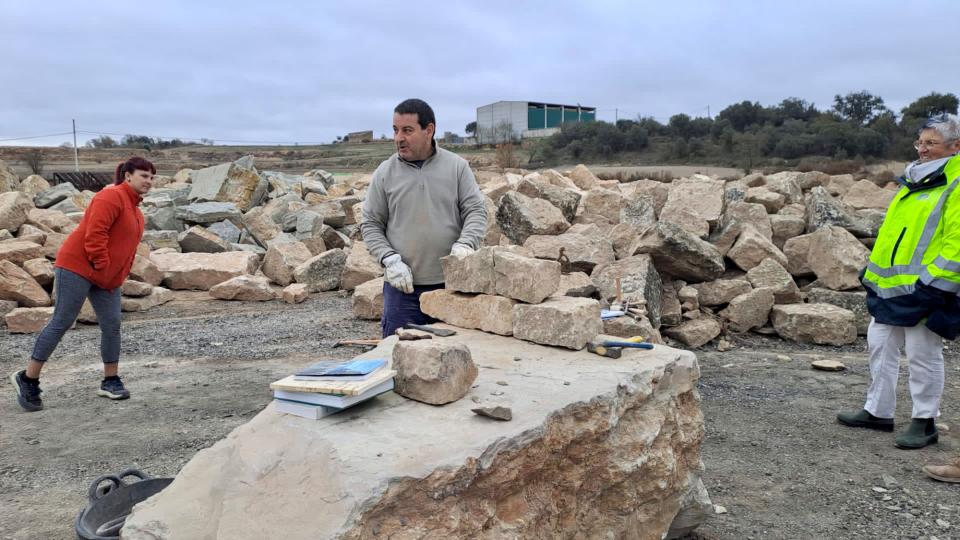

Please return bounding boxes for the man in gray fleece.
[361,99,487,337]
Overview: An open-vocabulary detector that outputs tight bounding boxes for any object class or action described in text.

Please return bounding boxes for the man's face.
[393,113,434,161]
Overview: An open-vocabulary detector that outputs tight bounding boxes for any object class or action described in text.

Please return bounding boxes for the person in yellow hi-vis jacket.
[838,114,960,449]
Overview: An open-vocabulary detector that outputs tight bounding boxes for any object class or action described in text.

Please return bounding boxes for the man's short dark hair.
[394,99,436,130]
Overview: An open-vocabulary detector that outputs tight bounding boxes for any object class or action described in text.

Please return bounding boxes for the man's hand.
[450,242,475,257]
[383,254,414,294]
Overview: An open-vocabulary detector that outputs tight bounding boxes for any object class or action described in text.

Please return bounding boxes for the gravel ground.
[1,292,958,539]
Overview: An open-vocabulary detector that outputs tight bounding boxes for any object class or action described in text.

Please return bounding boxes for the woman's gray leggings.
[31,267,122,364]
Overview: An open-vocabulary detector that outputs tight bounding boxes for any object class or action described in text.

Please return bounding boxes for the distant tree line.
[535,91,959,167]
[85,135,215,150]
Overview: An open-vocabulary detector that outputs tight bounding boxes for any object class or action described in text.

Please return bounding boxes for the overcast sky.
[2,1,957,147]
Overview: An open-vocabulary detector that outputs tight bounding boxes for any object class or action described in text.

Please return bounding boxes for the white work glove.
[383,254,414,294]
[450,242,475,257]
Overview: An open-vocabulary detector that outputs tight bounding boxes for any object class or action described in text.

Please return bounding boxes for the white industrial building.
[475,101,596,143]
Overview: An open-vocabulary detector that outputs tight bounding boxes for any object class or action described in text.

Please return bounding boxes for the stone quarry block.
[34,183,77,209]
[744,187,785,213]
[0,240,43,265]
[27,208,74,233]
[826,174,855,197]
[352,277,384,319]
[842,180,896,210]
[208,219,242,244]
[493,249,560,304]
[121,279,154,297]
[242,206,282,247]
[663,317,722,348]
[745,258,802,303]
[603,315,663,344]
[262,241,312,286]
[5,306,56,333]
[175,201,242,224]
[178,225,232,253]
[806,186,875,237]
[580,188,623,224]
[660,280,683,327]
[620,194,658,230]
[419,289,517,336]
[771,303,857,345]
[340,241,384,291]
[691,279,752,307]
[568,164,600,190]
[129,254,164,286]
[0,299,17,321]
[440,247,496,295]
[188,156,267,212]
[658,206,710,238]
[661,178,725,226]
[590,255,662,326]
[552,271,598,298]
[141,230,181,251]
[727,225,788,271]
[719,288,775,332]
[210,275,277,301]
[0,159,18,192]
[764,172,804,204]
[513,296,601,350]
[22,258,54,287]
[770,214,806,249]
[282,283,309,304]
[151,251,260,290]
[725,201,772,240]
[782,234,815,277]
[306,200,348,227]
[0,191,34,232]
[496,191,570,244]
[392,341,478,405]
[807,225,870,291]
[523,232,615,273]
[807,288,870,335]
[120,287,173,312]
[0,260,50,307]
[630,222,725,282]
[293,248,348,292]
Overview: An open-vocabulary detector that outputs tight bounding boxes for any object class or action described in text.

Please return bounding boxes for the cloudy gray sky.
[2,1,957,147]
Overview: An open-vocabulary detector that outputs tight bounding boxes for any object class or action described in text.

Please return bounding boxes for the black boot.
[837,409,894,432]
[895,418,938,449]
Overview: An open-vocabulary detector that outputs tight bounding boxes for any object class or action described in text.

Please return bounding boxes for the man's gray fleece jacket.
[360,146,487,285]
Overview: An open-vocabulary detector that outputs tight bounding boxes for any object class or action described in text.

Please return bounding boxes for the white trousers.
[863,319,944,419]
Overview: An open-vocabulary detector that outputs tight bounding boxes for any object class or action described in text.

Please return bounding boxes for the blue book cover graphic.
[296,359,387,378]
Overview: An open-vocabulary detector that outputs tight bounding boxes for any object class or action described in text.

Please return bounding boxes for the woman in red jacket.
[10,157,154,412]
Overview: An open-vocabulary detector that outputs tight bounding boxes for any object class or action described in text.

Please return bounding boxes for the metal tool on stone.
[403,323,457,337]
[602,340,654,350]
[332,339,381,348]
[557,247,572,274]
[587,340,623,359]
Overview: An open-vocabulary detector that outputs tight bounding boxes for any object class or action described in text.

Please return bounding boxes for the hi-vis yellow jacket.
[862,154,960,339]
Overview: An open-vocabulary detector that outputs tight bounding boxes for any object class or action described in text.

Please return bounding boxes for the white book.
[273,378,394,409]
[273,399,339,420]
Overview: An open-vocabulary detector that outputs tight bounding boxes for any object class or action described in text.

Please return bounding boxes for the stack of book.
[270,359,396,419]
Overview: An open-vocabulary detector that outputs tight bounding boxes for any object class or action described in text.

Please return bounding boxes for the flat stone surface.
[209,275,277,301]
[661,178,725,226]
[811,359,846,371]
[492,249,560,304]
[151,251,260,290]
[0,259,50,307]
[0,240,43,266]
[178,225,232,253]
[806,287,870,335]
[420,289,517,336]
[630,222,725,282]
[522,232,615,273]
[122,327,704,540]
[663,317,722,348]
[293,248,348,292]
[175,202,242,224]
[746,258,802,304]
[5,306,56,333]
[719,288,775,333]
[807,225,870,291]
[771,303,857,345]
[121,279,154,297]
[513,296,602,349]
[691,279,752,307]
[120,287,174,312]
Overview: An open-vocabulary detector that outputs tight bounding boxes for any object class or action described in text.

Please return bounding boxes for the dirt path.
[1,295,957,539]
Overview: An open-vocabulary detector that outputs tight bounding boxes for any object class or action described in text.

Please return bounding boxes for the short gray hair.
[920,113,960,142]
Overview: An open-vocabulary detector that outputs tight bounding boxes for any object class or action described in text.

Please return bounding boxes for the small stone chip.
[471,404,513,421]
[937,519,951,529]
[713,505,728,515]
[812,359,846,371]
[872,486,888,493]
[775,354,791,362]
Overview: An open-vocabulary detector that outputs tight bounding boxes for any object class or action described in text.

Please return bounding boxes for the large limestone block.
[580,188,623,224]
[419,289,517,335]
[34,182,77,209]
[807,226,870,290]
[727,225,788,271]
[744,187,785,213]
[18,174,50,199]
[660,280,683,326]
[515,179,582,223]
[175,202,242,224]
[188,156,267,212]
[763,172,803,204]
[352,277,384,320]
[129,254,164,286]
[513,296,601,349]
[0,260,50,306]
[771,303,857,345]
[293,248,347,292]
[590,255,662,327]
[745,258,801,303]
[141,230,181,251]
[770,214,806,249]
[826,174,856,197]
[539,169,580,190]
[842,179,896,210]
[0,240,43,265]
[262,241,312,286]
[440,247,496,295]
[620,194,658,230]
[603,315,664,344]
[719,288,775,332]
[807,288,870,335]
[178,225,232,253]
[121,279,154,297]
[392,341,478,405]
[496,191,570,245]
[306,200,348,227]
[121,328,706,540]
[783,234,815,277]
[691,279,752,307]
[0,159,19,192]
[242,206,282,247]
[568,164,600,190]
[27,208,74,233]
[22,258,54,287]
[493,249,560,304]
[41,232,65,259]
[282,283,309,304]
[630,222,725,282]
[725,201,772,240]
[120,287,173,312]
[5,306,56,333]
[658,206,709,238]
[0,191,34,232]
[661,178,725,226]
[806,186,875,237]
[663,317,722,348]
[552,271,598,298]
[207,219,242,244]
[151,251,260,290]
[523,232,615,273]
[340,241,383,291]
[210,275,277,301]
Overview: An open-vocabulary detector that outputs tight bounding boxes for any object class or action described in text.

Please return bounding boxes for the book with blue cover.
[294,359,387,381]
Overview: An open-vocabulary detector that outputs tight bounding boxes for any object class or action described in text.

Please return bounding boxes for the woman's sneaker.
[97,376,130,400]
[10,370,43,412]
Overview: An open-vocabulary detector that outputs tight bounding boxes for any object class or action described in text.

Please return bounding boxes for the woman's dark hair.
[114,156,156,185]
[394,98,435,129]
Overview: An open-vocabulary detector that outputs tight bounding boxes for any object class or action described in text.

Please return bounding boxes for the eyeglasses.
[914,140,945,150]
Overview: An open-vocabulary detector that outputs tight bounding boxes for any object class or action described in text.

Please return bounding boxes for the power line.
[0,131,74,142]
[78,129,332,146]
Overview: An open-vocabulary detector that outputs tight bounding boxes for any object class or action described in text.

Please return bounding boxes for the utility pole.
[72,119,79,172]
[707,105,711,119]
[615,108,618,123]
